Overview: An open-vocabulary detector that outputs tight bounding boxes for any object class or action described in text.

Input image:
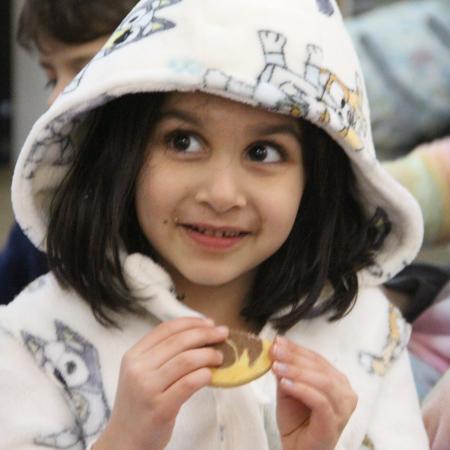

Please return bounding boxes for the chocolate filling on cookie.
[214,330,264,368]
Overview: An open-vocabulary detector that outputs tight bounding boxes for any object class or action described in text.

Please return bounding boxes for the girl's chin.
[171,264,256,289]
[162,258,259,289]
[178,272,238,288]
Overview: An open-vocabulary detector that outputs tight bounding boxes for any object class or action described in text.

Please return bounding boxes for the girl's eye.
[247,143,283,163]
[167,132,202,153]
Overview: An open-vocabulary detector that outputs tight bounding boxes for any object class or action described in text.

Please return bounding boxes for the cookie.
[210,330,272,388]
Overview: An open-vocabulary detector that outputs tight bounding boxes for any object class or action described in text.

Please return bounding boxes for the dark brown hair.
[47,93,390,331]
[245,122,390,331]
[17,0,137,49]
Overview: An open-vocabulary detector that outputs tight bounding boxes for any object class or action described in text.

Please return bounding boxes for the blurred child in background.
[0,0,137,304]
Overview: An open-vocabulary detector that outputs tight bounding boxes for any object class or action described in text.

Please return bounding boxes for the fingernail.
[281,377,294,387]
[273,343,287,359]
[216,326,229,335]
[273,362,288,375]
[204,318,215,326]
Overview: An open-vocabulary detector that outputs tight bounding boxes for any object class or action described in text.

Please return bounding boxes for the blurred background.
[1,0,47,246]
[0,0,449,264]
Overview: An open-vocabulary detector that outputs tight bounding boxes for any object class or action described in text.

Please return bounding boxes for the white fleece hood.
[12,0,423,284]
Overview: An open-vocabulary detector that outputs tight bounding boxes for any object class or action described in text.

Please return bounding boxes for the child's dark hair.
[47,93,391,332]
[17,0,137,50]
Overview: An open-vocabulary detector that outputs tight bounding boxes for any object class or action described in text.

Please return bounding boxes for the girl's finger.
[158,367,214,420]
[130,316,216,356]
[278,378,346,437]
[154,347,224,392]
[147,325,228,369]
[272,336,336,372]
[273,364,357,416]
[279,377,333,419]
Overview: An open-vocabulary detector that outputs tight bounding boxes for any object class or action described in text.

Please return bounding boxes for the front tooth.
[194,227,240,238]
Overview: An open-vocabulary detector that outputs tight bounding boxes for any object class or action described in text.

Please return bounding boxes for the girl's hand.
[271,336,358,450]
[94,317,228,450]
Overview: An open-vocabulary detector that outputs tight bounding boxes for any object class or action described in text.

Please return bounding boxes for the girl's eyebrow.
[158,109,201,126]
[253,123,302,140]
[158,109,301,140]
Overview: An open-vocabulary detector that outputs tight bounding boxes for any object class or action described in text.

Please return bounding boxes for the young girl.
[1,0,429,449]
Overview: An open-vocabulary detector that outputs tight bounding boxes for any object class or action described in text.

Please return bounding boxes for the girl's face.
[136,92,305,288]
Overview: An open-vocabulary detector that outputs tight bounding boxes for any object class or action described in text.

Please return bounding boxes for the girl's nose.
[194,165,247,213]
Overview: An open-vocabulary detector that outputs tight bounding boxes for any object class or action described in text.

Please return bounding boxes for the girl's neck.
[170,270,260,333]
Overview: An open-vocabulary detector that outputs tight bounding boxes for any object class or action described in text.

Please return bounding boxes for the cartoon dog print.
[63,0,182,94]
[98,0,182,57]
[303,43,366,149]
[257,31,367,149]
[22,321,110,448]
[203,30,367,151]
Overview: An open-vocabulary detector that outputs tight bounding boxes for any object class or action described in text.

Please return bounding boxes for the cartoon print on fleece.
[26,29,368,212]
[64,0,183,94]
[359,305,411,376]
[203,30,367,151]
[5,0,429,449]
[99,0,183,57]
[22,321,111,448]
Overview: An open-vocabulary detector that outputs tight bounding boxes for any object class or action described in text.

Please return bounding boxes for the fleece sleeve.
[0,330,83,450]
[359,350,430,450]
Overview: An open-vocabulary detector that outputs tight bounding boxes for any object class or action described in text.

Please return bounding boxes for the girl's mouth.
[180,223,250,249]
[184,224,248,238]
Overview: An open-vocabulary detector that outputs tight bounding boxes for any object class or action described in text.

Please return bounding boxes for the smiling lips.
[179,223,250,250]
